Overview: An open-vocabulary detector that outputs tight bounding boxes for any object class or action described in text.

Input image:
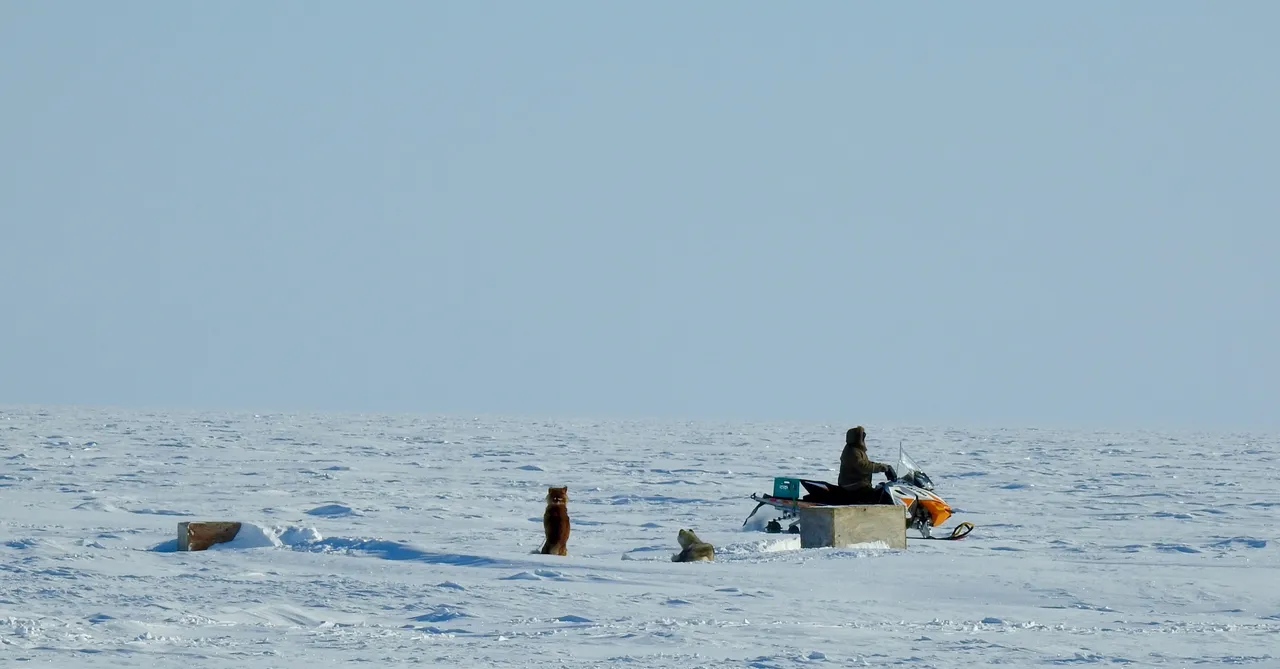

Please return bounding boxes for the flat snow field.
[1,406,1277,667]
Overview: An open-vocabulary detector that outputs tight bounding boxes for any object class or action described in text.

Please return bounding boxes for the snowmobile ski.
[919,522,974,540]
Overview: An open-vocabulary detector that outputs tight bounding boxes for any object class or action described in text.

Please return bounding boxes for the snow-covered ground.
[1,406,1276,667]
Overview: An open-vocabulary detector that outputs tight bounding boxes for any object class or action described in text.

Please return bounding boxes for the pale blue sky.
[2,2,1276,429]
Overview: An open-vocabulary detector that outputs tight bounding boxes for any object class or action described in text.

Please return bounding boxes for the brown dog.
[540,486,570,556]
[671,528,715,562]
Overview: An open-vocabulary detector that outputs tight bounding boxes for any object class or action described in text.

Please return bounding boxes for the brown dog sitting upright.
[540,486,570,556]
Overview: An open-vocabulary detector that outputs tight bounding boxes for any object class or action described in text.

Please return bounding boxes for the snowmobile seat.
[799,479,894,506]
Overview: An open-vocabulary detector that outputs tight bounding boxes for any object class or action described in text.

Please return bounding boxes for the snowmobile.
[742,446,973,541]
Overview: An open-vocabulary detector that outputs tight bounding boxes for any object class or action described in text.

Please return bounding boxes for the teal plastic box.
[772,477,801,500]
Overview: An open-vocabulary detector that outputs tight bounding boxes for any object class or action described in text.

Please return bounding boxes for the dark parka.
[837,426,894,489]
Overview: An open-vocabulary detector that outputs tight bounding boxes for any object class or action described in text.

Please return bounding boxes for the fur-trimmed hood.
[845,426,867,451]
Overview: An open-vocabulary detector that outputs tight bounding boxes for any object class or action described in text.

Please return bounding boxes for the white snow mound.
[207,523,324,550]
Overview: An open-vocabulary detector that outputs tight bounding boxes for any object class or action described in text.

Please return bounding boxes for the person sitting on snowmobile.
[837,426,897,503]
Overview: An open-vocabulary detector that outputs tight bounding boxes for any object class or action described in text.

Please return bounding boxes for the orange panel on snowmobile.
[916,498,952,527]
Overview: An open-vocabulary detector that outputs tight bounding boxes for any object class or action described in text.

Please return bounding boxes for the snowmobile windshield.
[897,448,921,476]
[896,448,934,490]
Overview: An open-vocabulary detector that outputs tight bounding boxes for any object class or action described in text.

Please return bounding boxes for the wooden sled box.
[798,505,906,550]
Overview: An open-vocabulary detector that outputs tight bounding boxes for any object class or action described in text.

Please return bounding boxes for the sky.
[1,2,1277,430]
